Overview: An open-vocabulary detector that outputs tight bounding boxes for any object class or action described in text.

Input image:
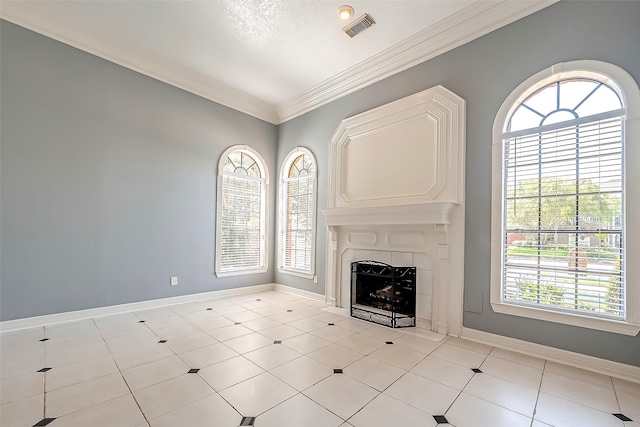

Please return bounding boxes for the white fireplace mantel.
[322,202,456,227]
[323,85,466,337]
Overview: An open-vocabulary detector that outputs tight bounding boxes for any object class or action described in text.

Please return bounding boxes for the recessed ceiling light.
[337,5,354,21]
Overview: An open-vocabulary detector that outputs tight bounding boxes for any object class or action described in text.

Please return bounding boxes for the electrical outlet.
[313,275,318,284]
[170,276,178,286]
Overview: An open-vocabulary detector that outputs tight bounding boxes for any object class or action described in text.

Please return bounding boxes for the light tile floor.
[1,290,639,427]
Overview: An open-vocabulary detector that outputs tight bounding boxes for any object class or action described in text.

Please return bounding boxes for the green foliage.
[506,177,620,231]
[512,277,563,306]
[605,259,623,315]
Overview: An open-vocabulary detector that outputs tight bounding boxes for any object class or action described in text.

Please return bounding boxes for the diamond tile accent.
[158,340,167,343]
[333,369,343,374]
[37,367,52,373]
[206,308,213,311]
[235,322,242,325]
[33,419,56,426]
[385,341,394,345]
[188,368,200,374]
[287,310,293,312]
[240,416,256,426]
[256,299,261,301]
[433,415,449,424]
[471,368,483,373]
[328,323,335,326]
[138,320,145,323]
[39,338,49,342]
[613,413,632,422]
[274,340,282,344]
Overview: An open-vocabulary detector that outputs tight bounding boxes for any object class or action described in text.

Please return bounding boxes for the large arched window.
[215,146,268,276]
[278,148,317,278]
[491,61,640,335]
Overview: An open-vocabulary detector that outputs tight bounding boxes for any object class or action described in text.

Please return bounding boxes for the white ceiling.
[0,0,556,124]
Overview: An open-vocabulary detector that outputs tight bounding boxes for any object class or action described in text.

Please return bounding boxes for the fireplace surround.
[322,86,466,336]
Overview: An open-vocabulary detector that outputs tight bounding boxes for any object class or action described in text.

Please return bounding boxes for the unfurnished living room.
[1,1,639,426]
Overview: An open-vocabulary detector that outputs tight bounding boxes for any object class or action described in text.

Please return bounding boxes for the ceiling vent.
[343,13,375,38]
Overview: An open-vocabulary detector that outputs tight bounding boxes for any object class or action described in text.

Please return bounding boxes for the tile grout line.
[529,359,548,427]
[93,316,153,426]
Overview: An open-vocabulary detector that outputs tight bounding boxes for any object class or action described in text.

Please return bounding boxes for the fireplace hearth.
[351,260,416,328]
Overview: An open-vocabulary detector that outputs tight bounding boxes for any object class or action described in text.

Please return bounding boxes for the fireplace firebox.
[351,260,416,328]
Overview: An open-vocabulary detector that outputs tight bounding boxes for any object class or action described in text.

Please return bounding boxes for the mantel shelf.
[322,202,456,227]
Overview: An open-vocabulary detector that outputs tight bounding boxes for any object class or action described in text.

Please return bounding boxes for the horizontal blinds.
[502,116,624,318]
[220,174,265,271]
[282,175,313,272]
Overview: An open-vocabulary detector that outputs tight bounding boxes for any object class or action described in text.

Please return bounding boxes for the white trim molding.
[0,283,327,334]
[276,0,558,123]
[0,0,557,124]
[0,284,275,333]
[462,327,640,384]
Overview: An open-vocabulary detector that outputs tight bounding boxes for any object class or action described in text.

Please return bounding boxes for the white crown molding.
[0,2,280,124]
[462,327,640,384]
[276,0,559,123]
[1,0,556,125]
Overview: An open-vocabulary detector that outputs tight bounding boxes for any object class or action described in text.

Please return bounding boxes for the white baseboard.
[0,283,280,333]
[272,283,326,302]
[462,327,640,384]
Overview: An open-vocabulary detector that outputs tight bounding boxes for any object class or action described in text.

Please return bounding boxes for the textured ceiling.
[0,0,556,123]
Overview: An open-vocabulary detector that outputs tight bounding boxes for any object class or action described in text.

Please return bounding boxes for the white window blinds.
[501,79,625,319]
[219,150,266,273]
[280,152,316,275]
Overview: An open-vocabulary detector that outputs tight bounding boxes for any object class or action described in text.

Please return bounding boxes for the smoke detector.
[343,13,376,38]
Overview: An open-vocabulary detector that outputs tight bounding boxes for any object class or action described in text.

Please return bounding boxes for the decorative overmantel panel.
[322,86,466,336]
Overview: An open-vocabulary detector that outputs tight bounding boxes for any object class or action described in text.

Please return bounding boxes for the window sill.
[215,267,268,278]
[278,268,315,280]
[490,301,640,336]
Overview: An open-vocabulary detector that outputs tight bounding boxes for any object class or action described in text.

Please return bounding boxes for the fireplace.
[351,260,416,328]
[322,86,466,336]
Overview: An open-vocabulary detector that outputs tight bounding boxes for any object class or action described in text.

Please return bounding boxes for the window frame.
[215,145,269,277]
[490,60,640,335]
[277,147,318,279]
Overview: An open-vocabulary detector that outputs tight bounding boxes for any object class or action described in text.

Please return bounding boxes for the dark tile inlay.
[471,368,483,373]
[188,368,200,374]
[385,341,393,345]
[37,368,51,373]
[328,323,334,326]
[433,415,449,424]
[138,320,145,323]
[256,299,261,301]
[240,416,256,426]
[33,418,56,426]
[39,338,49,342]
[235,322,242,325]
[287,309,293,312]
[333,369,343,374]
[158,340,167,343]
[274,340,282,344]
[613,414,633,422]
[206,308,213,311]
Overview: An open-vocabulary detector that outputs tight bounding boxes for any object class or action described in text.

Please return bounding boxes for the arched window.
[278,148,317,278]
[491,61,640,335]
[215,146,268,276]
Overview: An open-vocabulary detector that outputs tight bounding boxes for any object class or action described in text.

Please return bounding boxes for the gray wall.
[2,1,639,366]
[0,20,278,321]
[277,1,640,366]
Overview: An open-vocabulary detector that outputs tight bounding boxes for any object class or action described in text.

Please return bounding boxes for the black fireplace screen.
[351,260,416,328]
